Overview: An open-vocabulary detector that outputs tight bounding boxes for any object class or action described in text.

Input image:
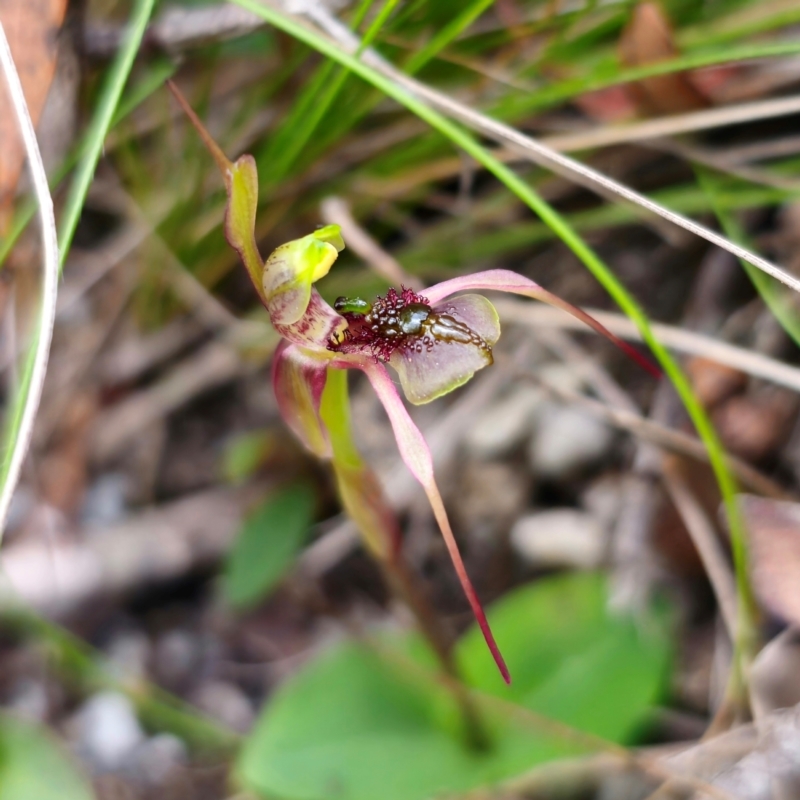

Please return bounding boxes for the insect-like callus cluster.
[329,286,493,363]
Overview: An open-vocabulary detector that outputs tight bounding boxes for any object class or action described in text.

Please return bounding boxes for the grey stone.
[81,473,128,527]
[529,404,614,479]
[107,632,150,683]
[580,476,623,531]
[510,508,605,569]
[193,681,254,734]
[132,734,187,786]
[465,385,545,459]
[154,629,202,686]
[7,679,48,723]
[74,691,145,772]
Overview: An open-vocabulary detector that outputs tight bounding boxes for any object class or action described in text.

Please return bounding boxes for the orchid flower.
[169,83,657,685]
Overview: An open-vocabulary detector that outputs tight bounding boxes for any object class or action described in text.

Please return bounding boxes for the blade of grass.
[231,0,758,697]
[0,59,176,271]
[403,0,496,73]
[352,54,800,295]
[279,0,498,180]
[0,22,59,540]
[697,166,800,348]
[490,40,800,131]
[57,0,157,267]
[260,0,387,186]
[1,605,239,755]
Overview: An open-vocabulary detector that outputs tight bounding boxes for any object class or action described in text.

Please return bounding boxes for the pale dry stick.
[56,223,151,316]
[0,22,59,539]
[527,374,787,500]
[290,1,800,295]
[662,463,739,640]
[101,180,273,346]
[644,137,800,192]
[539,94,800,154]
[90,340,254,462]
[535,326,640,413]
[495,298,800,395]
[85,3,263,56]
[320,196,424,291]
[720,133,800,165]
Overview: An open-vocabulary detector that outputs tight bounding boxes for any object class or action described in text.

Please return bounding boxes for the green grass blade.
[2,606,239,755]
[57,0,157,266]
[496,40,800,121]
[404,0,496,73]
[260,0,396,186]
[0,59,176,271]
[231,0,759,689]
[697,167,800,348]
[274,0,496,180]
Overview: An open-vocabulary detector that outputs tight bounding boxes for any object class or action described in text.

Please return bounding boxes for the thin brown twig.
[495,298,800,395]
[527,374,788,500]
[662,463,739,640]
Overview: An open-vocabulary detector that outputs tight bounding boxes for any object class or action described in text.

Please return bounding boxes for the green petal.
[389,295,500,405]
[264,227,345,326]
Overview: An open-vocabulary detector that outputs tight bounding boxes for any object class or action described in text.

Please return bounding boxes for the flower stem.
[385,557,490,751]
[320,368,489,749]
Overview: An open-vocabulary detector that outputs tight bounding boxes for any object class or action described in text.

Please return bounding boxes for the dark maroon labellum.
[329,287,492,362]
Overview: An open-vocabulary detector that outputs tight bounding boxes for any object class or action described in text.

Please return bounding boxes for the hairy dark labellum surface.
[329,286,492,362]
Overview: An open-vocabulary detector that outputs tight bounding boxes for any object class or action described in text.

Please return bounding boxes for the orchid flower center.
[330,287,492,362]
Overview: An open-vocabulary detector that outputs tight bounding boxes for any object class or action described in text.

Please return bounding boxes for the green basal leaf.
[221,429,274,484]
[0,714,93,800]
[237,573,671,800]
[222,482,316,609]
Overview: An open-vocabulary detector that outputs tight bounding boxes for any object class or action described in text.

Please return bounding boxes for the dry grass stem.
[496,299,800,394]
[287,0,800,294]
[531,375,787,500]
[540,94,800,152]
[662,463,739,639]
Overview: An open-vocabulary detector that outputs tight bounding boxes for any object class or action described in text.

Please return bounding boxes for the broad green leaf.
[0,714,92,800]
[221,429,274,484]
[222,483,316,609]
[238,573,671,800]
[456,573,671,744]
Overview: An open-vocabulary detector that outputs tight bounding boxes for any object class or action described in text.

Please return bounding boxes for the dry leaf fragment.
[713,390,798,463]
[618,2,709,116]
[0,0,68,229]
[739,495,800,626]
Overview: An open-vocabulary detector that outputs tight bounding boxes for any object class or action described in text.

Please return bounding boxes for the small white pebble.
[74,691,145,772]
[511,509,605,569]
[133,734,187,786]
[465,385,544,459]
[529,405,614,479]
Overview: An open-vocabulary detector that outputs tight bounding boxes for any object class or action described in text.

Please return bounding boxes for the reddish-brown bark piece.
[619,2,709,116]
[0,0,68,229]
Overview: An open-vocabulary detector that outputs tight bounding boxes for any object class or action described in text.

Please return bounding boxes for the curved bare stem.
[0,22,59,540]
